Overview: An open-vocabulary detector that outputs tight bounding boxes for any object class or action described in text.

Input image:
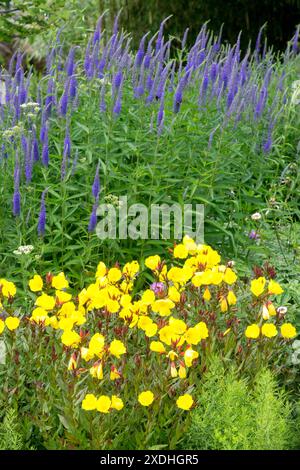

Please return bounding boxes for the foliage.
[0,407,24,449]
[183,359,296,450]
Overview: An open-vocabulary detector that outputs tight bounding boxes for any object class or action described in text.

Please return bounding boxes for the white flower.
[277,306,287,315]
[251,212,262,221]
[13,245,34,256]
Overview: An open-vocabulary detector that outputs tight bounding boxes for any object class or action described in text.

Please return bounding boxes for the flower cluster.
[0,237,297,415]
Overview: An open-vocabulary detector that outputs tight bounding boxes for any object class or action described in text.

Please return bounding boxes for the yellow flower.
[5,317,20,331]
[80,347,93,361]
[106,299,120,313]
[123,260,139,278]
[0,319,5,334]
[173,244,188,259]
[61,330,81,347]
[169,317,187,335]
[203,287,211,301]
[227,290,237,306]
[29,274,43,292]
[168,286,181,303]
[152,299,175,316]
[107,267,122,284]
[185,322,208,344]
[184,348,199,367]
[90,362,103,380]
[144,322,158,338]
[220,297,228,312]
[30,307,49,326]
[82,393,97,411]
[0,279,17,298]
[35,293,55,311]
[245,324,260,339]
[281,323,297,339]
[159,325,179,345]
[150,341,166,353]
[52,272,69,290]
[110,367,121,381]
[109,339,126,358]
[67,353,77,371]
[138,391,154,407]
[96,395,111,413]
[250,277,266,297]
[145,255,161,271]
[170,361,178,377]
[268,280,284,295]
[261,323,278,338]
[176,394,194,410]
[141,289,155,306]
[223,268,237,285]
[179,364,187,379]
[89,333,105,357]
[96,261,107,278]
[111,395,124,411]
[182,235,197,253]
[56,290,72,304]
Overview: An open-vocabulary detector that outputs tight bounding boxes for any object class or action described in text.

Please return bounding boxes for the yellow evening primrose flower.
[107,267,122,284]
[0,279,17,298]
[61,330,81,347]
[250,277,266,297]
[145,255,161,271]
[182,235,197,253]
[223,268,237,285]
[35,293,55,311]
[5,317,20,331]
[227,290,237,306]
[185,322,209,345]
[281,323,297,339]
[152,298,175,316]
[145,322,158,338]
[261,323,278,338]
[141,289,155,306]
[29,274,43,292]
[169,317,187,335]
[150,341,166,353]
[268,280,284,295]
[0,319,5,334]
[123,260,139,278]
[89,333,105,357]
[176,394,194,411]
[56,290,72,304]
[52,272,69,290]
[173,244,188,259]
[220,297,228,312]
[67,354,77,371]
[245,324,260,339]
[82,393,97,411]
[168,286,181,303]
[80,347,93,361]
[106,299,120,313]
[138,391,154,407]
[111,395,124,411]
[90,363,103,380]
[109,339,126,358]
[184,348,199,367]
[179,364,187,379]
[96,396,111,413]
[96,261,107,278]
[203,287,211,301]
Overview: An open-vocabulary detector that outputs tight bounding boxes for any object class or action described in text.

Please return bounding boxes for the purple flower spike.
[88,200,98,232]
[38,190,47,237]
[13,189,21,217]
[92,163,100,199]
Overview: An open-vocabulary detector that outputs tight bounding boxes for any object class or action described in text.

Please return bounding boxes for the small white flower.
[292,339,300,350]
[277,306,287,315]
[13,245,34,256]
[251,212,262,221]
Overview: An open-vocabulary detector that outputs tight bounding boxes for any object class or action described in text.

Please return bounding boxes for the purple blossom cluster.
[0,14,299,235]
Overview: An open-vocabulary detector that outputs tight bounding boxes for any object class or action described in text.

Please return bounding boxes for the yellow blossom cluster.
[0,235,298,415]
